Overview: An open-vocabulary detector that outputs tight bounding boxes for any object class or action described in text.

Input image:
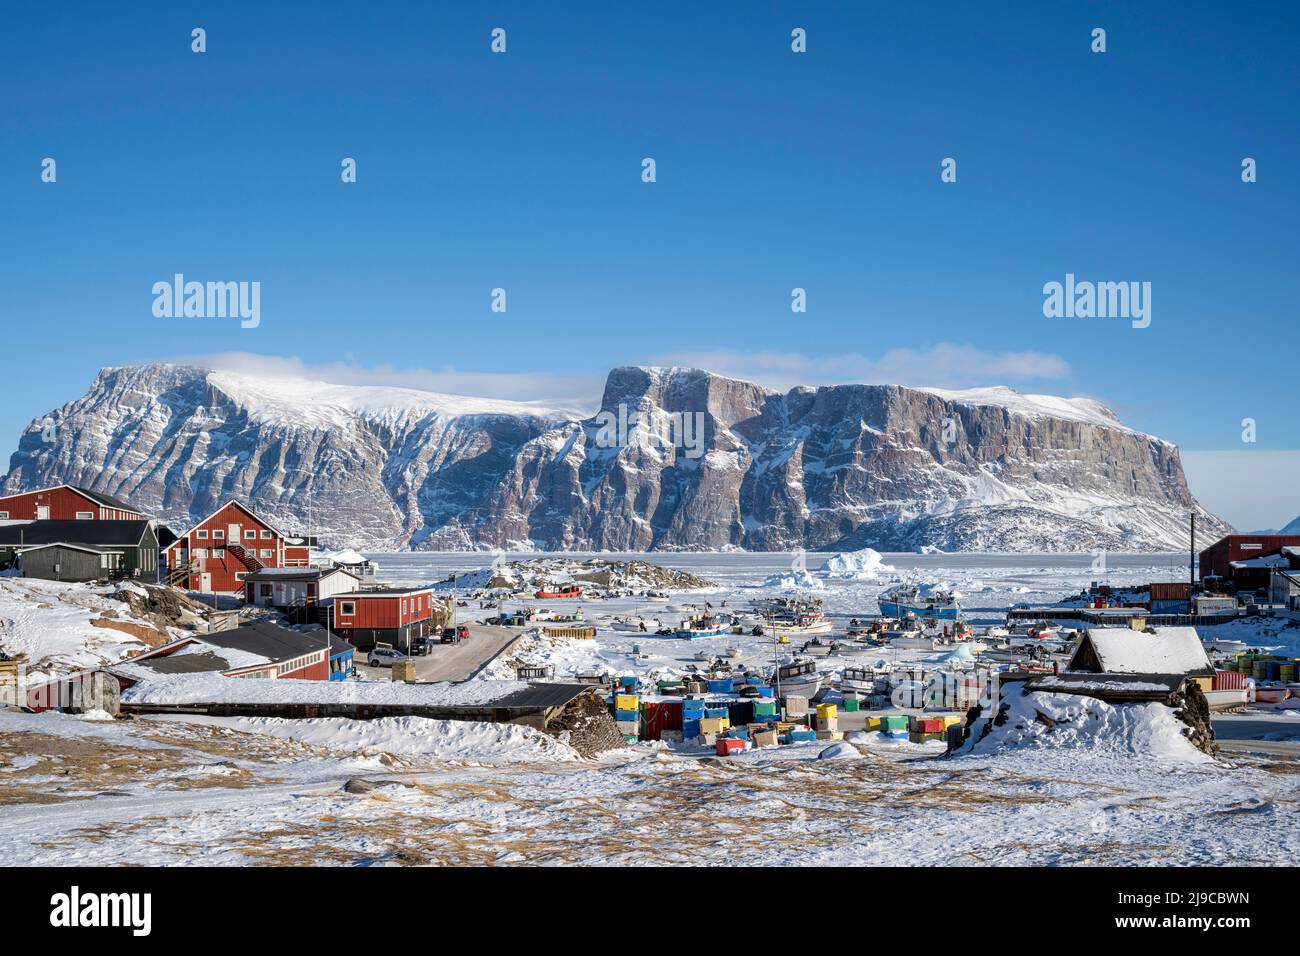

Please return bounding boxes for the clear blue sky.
[1,1,1296,528]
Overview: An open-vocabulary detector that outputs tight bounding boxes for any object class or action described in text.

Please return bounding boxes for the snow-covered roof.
[1071,626,1213,677]
[1229,553,1292,569]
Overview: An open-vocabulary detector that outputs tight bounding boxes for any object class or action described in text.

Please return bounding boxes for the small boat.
[772,659,822,697]
[840,666,881,693]
[608,615,658,633]
[878,584,961,621]
[644,590,671,602]
[676,613,730,639]
[534,584,582,599]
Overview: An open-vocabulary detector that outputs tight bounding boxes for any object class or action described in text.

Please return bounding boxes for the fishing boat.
[534,584,582,599]
[675,613,730,639]
[840,666,882,693]
[878,583,961,621]
[772,659,822,697]
[760,600,834,636]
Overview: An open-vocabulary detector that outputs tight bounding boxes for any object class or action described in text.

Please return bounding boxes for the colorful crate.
[815,703,837,720]
[880,714,909,733]
[615,694,639,711]
[707,679,734,694]
[716,738,746,756]
[841,697,860,713]
[614,709,639,722]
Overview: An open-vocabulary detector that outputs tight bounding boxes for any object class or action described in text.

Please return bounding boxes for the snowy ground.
[3,551,1298,866]
[1,705,1296,866]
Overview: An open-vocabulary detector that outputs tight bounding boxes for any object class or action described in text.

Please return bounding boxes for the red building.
[1199,534,1300,581]
[332,586,450,651]
[0,484,144,522]
[164,500,297,594]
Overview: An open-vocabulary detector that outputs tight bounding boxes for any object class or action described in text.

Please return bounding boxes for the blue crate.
[705,708,728,719]
[682,719,701,737]
[614,709,639,722]
[706,679,734,694]
[756,686,774,698]
[724,727,750,740]
[788,729,817,742]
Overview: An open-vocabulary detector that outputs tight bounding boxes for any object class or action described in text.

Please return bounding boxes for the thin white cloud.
[163,352,604,413]
[647,344,1071,392]
[155,343,1073,417]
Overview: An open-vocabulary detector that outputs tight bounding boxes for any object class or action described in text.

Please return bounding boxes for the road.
[1212,713,1300,756]
[353,623,524,683]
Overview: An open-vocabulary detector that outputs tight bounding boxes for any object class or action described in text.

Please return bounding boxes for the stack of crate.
[813,703,842,740]
[908,715,945,744]
[682,697,706,742]
[614,692,641,742]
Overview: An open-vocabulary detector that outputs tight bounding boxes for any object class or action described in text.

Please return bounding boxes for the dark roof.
[241,567,356,583]
[70,485,141,513]
[0,520,153,547]
[1029,672,1186,694]
[156,524,179,548]
[199,621,354,663]
[132,651,232,675]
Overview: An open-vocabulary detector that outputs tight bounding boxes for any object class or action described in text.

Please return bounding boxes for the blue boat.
[878,584,961,621]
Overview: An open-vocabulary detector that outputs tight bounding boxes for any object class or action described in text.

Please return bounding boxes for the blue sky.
[1,1,1296,529]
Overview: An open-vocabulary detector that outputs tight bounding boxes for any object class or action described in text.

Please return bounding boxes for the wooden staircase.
[226,543,265,573]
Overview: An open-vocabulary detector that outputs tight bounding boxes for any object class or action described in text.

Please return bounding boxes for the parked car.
[457,625,470,640]
[367,647,409,668]
[409,637,432,656]
[441,627,460,644]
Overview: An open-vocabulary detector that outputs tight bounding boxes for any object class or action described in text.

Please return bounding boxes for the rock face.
[1,363,1230,552]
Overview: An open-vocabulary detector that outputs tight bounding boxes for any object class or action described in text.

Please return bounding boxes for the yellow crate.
[699,717,728,734]
[866,716,881,731]
[815,703,837,720]
[941,714,963,728]
[615,694,639,711]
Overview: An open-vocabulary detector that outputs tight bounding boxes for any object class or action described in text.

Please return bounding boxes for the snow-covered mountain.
[1,363,1230,552]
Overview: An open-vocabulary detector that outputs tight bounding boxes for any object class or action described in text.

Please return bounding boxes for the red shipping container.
[1212,670,1247,691]
[640,700,684,741]
[716,738,746,756]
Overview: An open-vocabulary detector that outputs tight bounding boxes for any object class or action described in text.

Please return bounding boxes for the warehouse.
[12,542,125,582]
[0,520,160,580]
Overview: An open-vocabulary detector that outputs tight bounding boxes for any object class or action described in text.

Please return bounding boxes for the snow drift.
[953,688,1211,764]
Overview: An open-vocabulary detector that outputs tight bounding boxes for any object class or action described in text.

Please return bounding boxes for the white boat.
[644,590,671,602]
[608,615,658,633]
[772,660,822,697]
[676,614,730,639]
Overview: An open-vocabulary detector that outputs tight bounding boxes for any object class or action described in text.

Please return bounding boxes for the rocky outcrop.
[2,363,1230,552]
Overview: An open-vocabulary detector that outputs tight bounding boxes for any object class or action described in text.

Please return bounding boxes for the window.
[0,512,7,519]
[259,584,273,597]
[213,529,224,540]
[340,601,356,616]
[245,530,256,539]
[75,512,93,520]
[261,530,272,539]
[196,529,208,539]
[213,548,225,558]
[193,549,207,559]
[260,549,274,558]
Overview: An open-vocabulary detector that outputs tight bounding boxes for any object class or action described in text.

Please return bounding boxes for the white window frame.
[196,529,208,539]
[75,511,93,520]
[213,548,225,558]
[261,530,273,539]
[245,529,257,539]
[340,601,356,616]
[0,511,7,519]
[260,549,274,558]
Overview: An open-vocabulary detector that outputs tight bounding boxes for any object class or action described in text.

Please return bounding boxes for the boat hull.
[879,600,959,621]
[675,627,730,640]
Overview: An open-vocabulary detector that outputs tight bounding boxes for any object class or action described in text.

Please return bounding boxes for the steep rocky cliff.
[1,363,1229,551]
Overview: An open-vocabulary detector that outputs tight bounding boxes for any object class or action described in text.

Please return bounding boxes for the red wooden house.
[331,586,451,651]
[164,500,295,594]
[0,484,144,522]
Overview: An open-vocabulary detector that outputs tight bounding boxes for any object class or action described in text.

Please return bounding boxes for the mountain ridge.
[1,362,1231,552]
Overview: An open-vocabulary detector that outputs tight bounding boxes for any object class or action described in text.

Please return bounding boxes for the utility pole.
[1190,511,1197,592]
